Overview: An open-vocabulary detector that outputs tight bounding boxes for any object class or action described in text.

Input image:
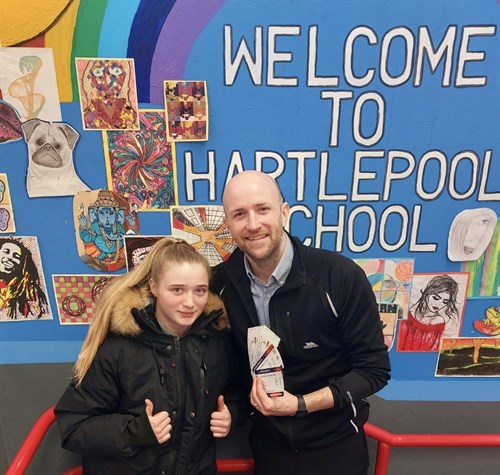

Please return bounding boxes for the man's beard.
[243,236,282,267]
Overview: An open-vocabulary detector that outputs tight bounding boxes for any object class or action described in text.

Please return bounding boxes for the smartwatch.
[295,394,309,417]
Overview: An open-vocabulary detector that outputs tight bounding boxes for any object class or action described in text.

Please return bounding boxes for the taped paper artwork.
[0,236,52,321]
[53,274,116,324]
[0,99,23,144]
[75,57,140,131]
[164,80,208,141]
[355,258,415,320]
[124,235,165,271]
[397,272,469,352]
[0,173,16,233]
[103,109,177,210]
[0,47,62,121]
[379,303,398,351]
[436,337,500,377]
[74,188,140,272]
[171,206,235,266]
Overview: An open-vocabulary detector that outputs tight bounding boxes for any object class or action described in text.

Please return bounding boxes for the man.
[211,171,390,475]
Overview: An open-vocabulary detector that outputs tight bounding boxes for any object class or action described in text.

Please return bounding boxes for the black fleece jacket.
[211,234,391,449]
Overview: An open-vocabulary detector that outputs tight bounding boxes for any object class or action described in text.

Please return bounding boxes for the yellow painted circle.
[0,0,71,46]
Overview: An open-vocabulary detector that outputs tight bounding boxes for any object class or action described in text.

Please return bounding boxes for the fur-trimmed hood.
[108,288,229,337]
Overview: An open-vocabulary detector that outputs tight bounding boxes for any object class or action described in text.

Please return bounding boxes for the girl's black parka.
[55,291,243,475]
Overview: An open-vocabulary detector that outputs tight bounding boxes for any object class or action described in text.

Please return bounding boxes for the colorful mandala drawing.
[103,109,177,211]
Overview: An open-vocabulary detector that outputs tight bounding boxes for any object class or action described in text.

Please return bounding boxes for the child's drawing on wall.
[163,80,208,141]
[0,99,23,144]
[103,109,177,211]
[53,274,116,325]
[355,258,414,320]
[123,235,164,271]
[171,206,235,266]
[75,58,140,131]
[436,337,500,377]
[0,47,62,122]
[74,189,139,272]
[0,174,16,233]
[0,236,51,321]
[378,303,398,350]
[460,218,500,297]
[448,208,497,262]
[473,306,500,336]
[397,272,468,352]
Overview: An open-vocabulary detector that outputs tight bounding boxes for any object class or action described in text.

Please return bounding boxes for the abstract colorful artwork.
[355,258,414,320]
[0,47,62,121]
[0,236,52,321]
[53,274,116,324]
[74,188,140,272]
[436,337,500,377]
[397,272,469,352]
[103,109,177,210]
[124,235,165,271]
[0,173,16,233]
[171,206,236,266]
[75,57,140,130]
[164,80,208,141]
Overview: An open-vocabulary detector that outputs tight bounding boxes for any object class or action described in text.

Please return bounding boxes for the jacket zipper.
[170,337,183,472]
[200,361,207,403]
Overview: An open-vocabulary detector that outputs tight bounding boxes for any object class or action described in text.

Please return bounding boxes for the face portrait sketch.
[0,236,51,321]
[448,208,497,262]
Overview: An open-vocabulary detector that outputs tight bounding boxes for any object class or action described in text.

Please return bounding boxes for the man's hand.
[250,376,298,416]
[210,395,231,438]
[145,399,172,444]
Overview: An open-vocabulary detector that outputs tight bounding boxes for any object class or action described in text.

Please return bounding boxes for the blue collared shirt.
[244,235,294,327]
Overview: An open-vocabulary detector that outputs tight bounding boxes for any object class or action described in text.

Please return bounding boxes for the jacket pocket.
[274,311,297,358]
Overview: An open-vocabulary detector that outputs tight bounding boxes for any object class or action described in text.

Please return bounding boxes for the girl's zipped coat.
[55,291,243,475]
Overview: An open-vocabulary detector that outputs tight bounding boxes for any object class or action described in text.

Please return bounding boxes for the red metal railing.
[363,422,500,475]
[6,406,500,475]
[6,406,59,475]
[5,406,255,475]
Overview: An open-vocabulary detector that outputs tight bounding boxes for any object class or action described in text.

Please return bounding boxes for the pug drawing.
[21,118,90,197]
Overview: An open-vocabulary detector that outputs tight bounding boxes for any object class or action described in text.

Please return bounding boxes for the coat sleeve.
[54,344,158,457]
[326,258,391,410]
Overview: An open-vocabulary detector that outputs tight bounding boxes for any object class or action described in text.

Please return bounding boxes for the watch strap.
[295,394,308,417]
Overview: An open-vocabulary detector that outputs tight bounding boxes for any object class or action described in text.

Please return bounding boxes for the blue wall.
[0,0,499,404]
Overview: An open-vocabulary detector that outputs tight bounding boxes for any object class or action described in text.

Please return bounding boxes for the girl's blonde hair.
[73,238,210,386]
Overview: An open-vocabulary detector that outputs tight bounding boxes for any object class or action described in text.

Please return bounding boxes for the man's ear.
[281,202,290,227]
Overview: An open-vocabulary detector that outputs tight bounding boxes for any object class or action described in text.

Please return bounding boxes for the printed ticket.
[248,325,284,396]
